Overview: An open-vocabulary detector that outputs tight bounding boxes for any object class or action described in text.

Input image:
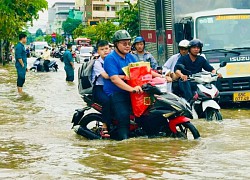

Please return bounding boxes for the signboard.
[52,37,56,43]
[51,33,56,38]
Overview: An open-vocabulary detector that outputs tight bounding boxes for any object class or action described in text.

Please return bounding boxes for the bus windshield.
[196,14,250,51]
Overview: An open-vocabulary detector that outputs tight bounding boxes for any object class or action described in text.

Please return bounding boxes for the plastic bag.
[127,65,152,117]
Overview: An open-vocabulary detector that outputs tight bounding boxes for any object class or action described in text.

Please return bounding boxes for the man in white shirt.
[162,40,189,93]
[42,46,51,72]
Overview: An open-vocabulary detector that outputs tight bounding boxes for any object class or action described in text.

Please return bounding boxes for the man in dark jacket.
[174,39,222,102]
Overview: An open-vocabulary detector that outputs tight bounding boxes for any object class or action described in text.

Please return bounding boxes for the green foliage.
[116,1,139,38]
[0,0,47,64]
[73,21,120,43]
[35,36,44,41]
[73,24,85,39]
[35,28,44,37]
[62,18,82,35]
[44,35,52,44]
[26,31,35,45]
[0,0,48,41]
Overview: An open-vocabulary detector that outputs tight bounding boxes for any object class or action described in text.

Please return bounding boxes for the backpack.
[78,57,96,95]
[78,57,103,95]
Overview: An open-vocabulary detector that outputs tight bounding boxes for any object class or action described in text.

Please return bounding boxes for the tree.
[35,36,44,41]
[73,24,85,39]
[73,21,120,43]
[0,0,48,64]
[36,28,44,37]
[116,1,139,38]
[26,31,35,45]
[62,18,82,35]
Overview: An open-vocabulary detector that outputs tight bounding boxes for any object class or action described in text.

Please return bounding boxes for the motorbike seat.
[83,94,102,110]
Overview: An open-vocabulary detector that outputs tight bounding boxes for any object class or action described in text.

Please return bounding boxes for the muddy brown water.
[0,58,249,179]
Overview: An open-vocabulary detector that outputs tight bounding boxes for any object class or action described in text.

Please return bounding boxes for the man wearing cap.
[104,30,166,140]
[132,36,158,70]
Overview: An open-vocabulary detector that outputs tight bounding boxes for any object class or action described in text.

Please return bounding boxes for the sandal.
[100,128,110,138]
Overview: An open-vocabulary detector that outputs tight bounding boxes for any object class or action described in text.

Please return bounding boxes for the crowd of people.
[15,30,220,140]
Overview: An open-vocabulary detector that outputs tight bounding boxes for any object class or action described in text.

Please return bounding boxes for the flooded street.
[0,58,250,179]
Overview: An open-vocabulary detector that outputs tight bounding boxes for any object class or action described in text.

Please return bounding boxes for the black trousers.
[43,60,50,72]
[179,80,198,101]
[110,92,131,140]
[92,85,111,127]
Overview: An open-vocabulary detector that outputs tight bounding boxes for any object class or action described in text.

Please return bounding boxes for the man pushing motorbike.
[174,39,222,102]
[103,30,167,140]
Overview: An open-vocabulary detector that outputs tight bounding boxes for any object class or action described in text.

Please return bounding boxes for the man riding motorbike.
[163,39,189,93]
[42,46,51,72]
[174,39,222,102]
[103,30,168,140]
[132,36,158,70]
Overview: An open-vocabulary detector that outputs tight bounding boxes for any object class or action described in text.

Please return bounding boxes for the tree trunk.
[4,40,10,64]
[0,40,3,65]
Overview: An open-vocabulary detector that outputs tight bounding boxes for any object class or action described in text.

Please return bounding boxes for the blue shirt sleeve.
[131,54,139,61]
[104,55,120,77]
[15,44,22,60]
[68,52,73,62]
[148,54,158,69]
[174,56,185,72]
[202,58,214,72]
[129,53,138,63]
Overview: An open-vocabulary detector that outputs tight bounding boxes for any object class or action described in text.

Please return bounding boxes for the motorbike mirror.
[219,61,227,68]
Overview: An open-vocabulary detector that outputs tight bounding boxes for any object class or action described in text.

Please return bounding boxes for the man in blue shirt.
[104,30,141,140]
[15,33,27,94]
[132,36,158,70]
[104,30,167,140]
[174,39,221,101]
[63,43,75,82]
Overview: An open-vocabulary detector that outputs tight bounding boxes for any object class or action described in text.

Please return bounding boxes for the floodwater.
[0,58,249,180]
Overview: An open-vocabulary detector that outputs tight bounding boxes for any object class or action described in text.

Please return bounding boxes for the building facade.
[47,2,75,35]
[84,0,137,25]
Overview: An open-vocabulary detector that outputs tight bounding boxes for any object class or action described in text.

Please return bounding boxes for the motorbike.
[175,61,227,121]
[30,57,59,72]
[71,78,200,140]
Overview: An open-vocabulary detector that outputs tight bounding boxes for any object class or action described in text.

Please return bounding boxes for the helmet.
[178,40,189,48]
[133,36,145,45]
[112,30,131,43]
[188,39,203,53]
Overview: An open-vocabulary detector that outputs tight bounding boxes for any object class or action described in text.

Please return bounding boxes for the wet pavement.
[0,58,249,179]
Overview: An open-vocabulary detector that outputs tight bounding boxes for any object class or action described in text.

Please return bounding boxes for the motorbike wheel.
[30,67,37,72]
[78,113,103,139]
[205,107,222,121]
[176,122,200,139]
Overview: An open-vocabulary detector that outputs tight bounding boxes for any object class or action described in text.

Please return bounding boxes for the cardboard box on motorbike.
[123,62,152,117]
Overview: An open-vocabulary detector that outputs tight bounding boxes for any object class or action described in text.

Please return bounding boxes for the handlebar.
[181,71,219,83]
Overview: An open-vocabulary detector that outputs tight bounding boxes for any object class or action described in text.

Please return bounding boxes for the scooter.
[175,61,227,121]
[30,57,59,72]
[71,78,200,140]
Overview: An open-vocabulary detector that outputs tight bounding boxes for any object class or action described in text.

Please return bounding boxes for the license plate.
[233,92,250,102]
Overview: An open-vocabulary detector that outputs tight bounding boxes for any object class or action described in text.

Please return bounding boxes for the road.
[0,57,249,179]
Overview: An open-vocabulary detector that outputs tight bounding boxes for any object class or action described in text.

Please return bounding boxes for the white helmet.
[178,40,189,48]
